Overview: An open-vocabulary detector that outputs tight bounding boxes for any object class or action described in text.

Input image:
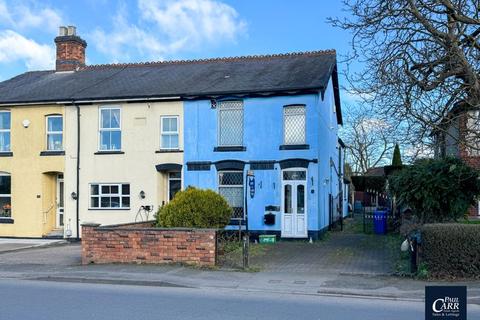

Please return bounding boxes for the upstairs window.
[99,107,121,151]
[0,111,11,152]
[90,183,130,209]
[46,115,63,151]
[218,101,243,147]
[0,173,11,219]
[161,116,179,150]
[218,171,244,220]
[283,105,306,145]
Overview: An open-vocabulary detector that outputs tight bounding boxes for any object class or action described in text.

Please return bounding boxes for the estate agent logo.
[425,286,467,320]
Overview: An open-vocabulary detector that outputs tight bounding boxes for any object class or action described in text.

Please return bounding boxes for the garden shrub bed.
[421,223,480,279]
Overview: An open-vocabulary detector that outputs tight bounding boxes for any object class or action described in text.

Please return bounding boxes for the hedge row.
[421,224,480,278]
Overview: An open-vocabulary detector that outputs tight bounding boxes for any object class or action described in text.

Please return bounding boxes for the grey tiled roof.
[0,50,338,104]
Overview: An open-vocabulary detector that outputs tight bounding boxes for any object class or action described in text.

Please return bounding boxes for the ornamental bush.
[421,224,480,279]
[156,187,232,229]
[389,157,480,223]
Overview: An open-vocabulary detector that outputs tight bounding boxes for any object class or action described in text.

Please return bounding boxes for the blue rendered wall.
[183,78,341,236]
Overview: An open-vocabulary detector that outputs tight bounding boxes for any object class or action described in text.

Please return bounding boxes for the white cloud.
[0,0,63,33]
[0,1,13,26]
[139,0,246,44]
[0,1,63,73]
[92,0,247,62]
[0,30,54,70]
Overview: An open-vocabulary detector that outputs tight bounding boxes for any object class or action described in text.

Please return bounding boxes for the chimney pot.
[67,26,76,36]
[59,26,67,36]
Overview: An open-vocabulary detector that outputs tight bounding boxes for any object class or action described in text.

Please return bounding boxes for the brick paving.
[252,218,399,275]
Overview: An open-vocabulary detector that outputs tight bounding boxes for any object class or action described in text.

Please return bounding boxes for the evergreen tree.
[392,143,402,166]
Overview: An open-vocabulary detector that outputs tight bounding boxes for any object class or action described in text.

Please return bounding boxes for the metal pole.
[410,238,418,273]
[75,103,80,241]
[242,234,249,269]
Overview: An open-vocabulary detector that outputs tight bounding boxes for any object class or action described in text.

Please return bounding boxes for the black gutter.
[0,86,326,106]
[75,103,80,240]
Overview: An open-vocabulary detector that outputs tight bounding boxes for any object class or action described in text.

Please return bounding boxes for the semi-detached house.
[0,26,347,239]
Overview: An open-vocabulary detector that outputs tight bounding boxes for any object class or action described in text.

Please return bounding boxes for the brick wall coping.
[81,221,218,232]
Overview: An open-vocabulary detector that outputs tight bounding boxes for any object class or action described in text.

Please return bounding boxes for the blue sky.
[0,0,354,89]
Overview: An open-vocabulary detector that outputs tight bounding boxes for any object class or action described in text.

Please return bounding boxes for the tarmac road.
[0,278,461,320]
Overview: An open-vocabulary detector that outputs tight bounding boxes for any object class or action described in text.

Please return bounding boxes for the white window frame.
[46,115,63,151]
[167,171,182,201]
[160,115,179,150]
[89,183,130,209]
[217,100,244,147]
[0,172,11,219]
[98,107,122,151]
[283,105,306,145]
[218,170,244,220]
[0,111,11,152]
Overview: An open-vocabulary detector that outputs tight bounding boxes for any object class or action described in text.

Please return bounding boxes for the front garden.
[388,157,480,279]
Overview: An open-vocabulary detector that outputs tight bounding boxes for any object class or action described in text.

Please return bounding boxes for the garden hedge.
[421,224,480,278]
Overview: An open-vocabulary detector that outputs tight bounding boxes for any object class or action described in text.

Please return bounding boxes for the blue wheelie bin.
[373,209,387,234]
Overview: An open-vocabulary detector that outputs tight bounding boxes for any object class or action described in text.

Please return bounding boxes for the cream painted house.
[64,101,183,238]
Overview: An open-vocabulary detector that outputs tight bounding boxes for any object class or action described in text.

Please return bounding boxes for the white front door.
[56,175,64,228]
[281,169,307,238]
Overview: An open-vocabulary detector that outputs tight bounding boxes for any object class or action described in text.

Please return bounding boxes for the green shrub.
[421,224,480,279]
[389,157,480,223]
[156,187,232,228]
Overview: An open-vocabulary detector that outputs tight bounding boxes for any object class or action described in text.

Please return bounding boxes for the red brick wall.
[81,223,217,266]
[55,38,86,71]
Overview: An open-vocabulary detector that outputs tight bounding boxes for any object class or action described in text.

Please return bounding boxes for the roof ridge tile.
[83,49,336,70]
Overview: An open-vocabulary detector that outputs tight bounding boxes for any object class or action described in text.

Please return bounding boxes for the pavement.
[0,238,66,253]
[0,242,479,305]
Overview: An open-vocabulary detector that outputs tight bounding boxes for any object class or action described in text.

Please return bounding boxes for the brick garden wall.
[81,222,217,266]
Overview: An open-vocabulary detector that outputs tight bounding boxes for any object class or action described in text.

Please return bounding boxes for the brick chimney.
[55,26,87,72]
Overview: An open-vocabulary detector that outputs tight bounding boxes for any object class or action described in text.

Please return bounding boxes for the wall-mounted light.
[71,192,77,200]
[210,99,217,109]
[22,119,30,128]
[139,190,146,199]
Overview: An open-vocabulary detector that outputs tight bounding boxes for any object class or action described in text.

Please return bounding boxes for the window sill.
[228,219,246,226]
[40,150,65,156]
[88,208,130,211]
[214,146,246,152]
[279,144,310,150]
[94,151,125,155]
[0,218,14,224]
[155,149,184,153]
[0,152,13,157]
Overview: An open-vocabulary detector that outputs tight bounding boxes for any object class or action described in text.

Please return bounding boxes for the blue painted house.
[183,50,345,240]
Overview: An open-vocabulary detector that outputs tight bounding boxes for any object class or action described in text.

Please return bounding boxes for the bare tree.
[342,105,395,174]
[330,0,480,151]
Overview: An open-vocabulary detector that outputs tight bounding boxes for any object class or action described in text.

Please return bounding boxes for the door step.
[43,228,64,239]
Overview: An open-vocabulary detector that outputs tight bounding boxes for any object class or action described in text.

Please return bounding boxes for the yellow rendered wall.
[0,105,65,237]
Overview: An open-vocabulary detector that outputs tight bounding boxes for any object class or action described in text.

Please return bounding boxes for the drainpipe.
[75,103,80,240]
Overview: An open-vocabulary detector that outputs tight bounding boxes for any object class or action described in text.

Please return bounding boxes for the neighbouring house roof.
[0,50,342,124]
[365,167,385,176]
